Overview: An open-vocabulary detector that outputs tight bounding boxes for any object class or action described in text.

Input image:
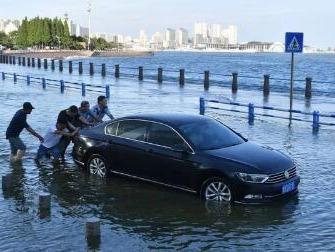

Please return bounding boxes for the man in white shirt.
[36,121,79,162]
[89,96,114,124]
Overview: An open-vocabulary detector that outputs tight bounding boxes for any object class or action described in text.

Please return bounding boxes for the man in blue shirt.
[89,96,114,124]
[6,102,44,162]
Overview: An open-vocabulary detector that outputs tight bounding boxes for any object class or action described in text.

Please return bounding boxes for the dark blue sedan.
[72,113,300,203]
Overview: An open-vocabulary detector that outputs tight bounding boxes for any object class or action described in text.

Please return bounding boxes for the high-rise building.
[194,22,208,46]
[222,25,237,44]
[139,30,148,47]
[177,28,188,47]
[151,32,163,49]
[165,28,176,48]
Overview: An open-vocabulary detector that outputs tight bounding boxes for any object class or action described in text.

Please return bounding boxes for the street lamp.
[87,0,92,50]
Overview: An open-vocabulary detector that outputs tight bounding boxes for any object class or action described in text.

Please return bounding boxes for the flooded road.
[1,54,335,251]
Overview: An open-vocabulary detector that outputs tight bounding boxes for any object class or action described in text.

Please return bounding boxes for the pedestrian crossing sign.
[285,32,304,53]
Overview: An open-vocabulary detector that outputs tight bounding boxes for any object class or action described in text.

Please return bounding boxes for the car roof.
[118,113,212,127]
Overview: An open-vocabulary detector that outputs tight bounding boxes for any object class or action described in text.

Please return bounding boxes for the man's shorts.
[8,137,26,155]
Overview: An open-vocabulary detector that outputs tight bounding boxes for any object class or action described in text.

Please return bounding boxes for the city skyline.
[0,0,334,48]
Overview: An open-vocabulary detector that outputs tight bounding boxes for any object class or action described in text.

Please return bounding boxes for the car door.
[143,122,198,189]
[108,119,150,177]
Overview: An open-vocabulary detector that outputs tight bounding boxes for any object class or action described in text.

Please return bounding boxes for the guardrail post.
[232,72,238,93]
[32,58,35,68]
[6,55,9,64]
[115,64,120,78]
[60,80,65,93]
[51,59,55,70]
[13,56,16,65]
[27,75,30,85]
[312,111,320,131]
[9,56,12,64]
[263,74,270,96]
[37,58,41,68]
[158,67,163,83]
[204,71,210,90]
[44,59,48,69]
[138,66,143,81]
[82,83,86,97]
[59,60,63,72]
[79,62,83,74]
[69,61,73,74]
[22,57,26,66]
[101,64,106,77]
[18,57,21,65]
[42,78,46,89]
[86,217,101,248]
[305,77,312,99]
[89,62,94,75]
[248,103,255,125]
[179,69,185,86]
[2,72,5,80]
[27,57,31,67]
[13,73,17,83]
[105,85,110,98]
[200,97,205,115]
[0,55,2,63]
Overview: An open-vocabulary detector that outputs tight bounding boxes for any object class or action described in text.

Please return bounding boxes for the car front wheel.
[201,177,233,202]
[86,154,108,178]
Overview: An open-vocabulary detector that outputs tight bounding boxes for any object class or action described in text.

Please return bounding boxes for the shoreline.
[2,49,154,59]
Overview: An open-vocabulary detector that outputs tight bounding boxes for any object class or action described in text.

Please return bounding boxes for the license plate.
[282,182,295,194]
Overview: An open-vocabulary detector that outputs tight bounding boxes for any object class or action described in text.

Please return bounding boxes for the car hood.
[204,142,294,174]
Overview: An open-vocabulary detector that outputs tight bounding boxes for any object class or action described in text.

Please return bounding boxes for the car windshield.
[178,118,245,150]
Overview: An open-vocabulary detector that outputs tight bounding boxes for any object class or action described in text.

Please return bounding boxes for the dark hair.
[81,101,89,107]
[97,96,106,103]
[69,105,78,114]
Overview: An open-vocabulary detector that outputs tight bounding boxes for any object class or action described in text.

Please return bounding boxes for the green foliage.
[90,37,121,50]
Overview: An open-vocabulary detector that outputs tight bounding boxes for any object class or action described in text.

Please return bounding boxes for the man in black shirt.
[6,102,44,162]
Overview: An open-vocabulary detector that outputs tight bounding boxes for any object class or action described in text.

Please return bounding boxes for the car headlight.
[236,172,269,183]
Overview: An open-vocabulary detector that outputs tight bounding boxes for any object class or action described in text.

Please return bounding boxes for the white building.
[151,32,163,49]
[194,22,208,46]
[139,30,148,47]
[164,28,176,48]
[177,28,188,47]
[222,25,237,44]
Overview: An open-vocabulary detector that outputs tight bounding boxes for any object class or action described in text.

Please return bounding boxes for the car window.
[117,120,148,141]
[105,122,118,135]
[148,123,187,149]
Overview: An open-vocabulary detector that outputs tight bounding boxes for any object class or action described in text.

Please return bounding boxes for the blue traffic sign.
[285,32,304,53]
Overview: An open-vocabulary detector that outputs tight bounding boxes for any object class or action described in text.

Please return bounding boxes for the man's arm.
[26,127,44,142]
[55,128,79,137]
[79,116,94,126]
[105,108,114,120]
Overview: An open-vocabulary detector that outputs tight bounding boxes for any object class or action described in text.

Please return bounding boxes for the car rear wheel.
[87,154,108,178]
[201,177,233,202]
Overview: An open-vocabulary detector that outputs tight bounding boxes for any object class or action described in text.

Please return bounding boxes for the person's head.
[23,102,34,114]
[97,96,107,107]
[67,105,78,117]
[80,101,90,112]
[56,121,67,130]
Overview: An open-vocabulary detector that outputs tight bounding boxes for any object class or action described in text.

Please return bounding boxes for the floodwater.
[0,52,335,251]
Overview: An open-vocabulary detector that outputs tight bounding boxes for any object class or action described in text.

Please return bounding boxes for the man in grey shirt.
[89,96,114,124]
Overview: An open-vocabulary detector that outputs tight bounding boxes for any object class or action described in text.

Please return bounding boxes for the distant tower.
[87,0,92,50]
[64,13,69,21]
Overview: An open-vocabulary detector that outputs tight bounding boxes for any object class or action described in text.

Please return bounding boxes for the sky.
[0,0,334,48]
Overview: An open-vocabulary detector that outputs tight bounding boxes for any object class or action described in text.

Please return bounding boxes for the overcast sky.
[0,0,334,47]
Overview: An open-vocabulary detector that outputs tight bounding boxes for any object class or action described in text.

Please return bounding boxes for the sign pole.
[289,51,294,123]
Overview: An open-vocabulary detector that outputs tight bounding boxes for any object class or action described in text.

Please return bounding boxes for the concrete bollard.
[179,69,185,86]
[59,60,63,72]
[27,75,30,85]
[27,57,31,67]
[60,80,65,93]
[32,58,35,68]
[42,78,46,89]
[22,57,26,66]
[199,97,205,115]
[101,64,106,77]
[44,59,48,69]
[69,61,73,74]
[39,192,51,211]
[51,59,55,70]
[89,63,94,75]
[138,66,144,81]
[82,83,86,97]
[2,174,12,190]
[248,103,255,125]
[263,74,270,96]
[18,57,21,65]
[79,62,83,74]
[115,64,120,78]
[2,72,5,80]
[86,217,101,243]
[305,77,312,99]
[37,58,41,68]
[105,85,110,98]
[232,72,238,93]
[204,71,210,90]
[158,67,163,83]
[14,73,17,83]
